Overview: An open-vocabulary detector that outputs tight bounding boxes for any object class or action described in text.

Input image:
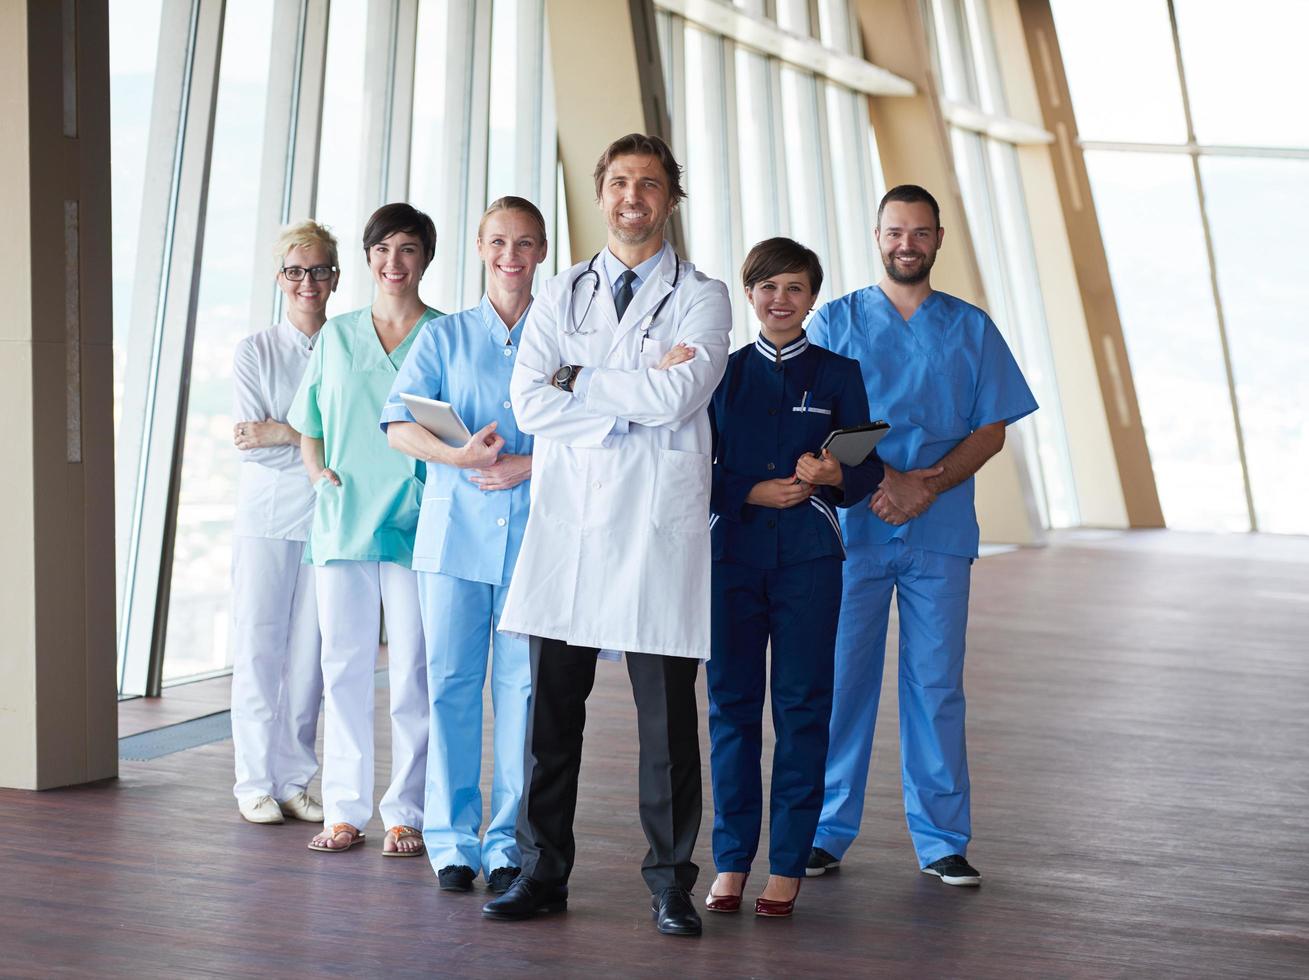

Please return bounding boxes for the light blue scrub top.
[807,286,1037,559]
[379,296,533,586]
[288,305,439,566]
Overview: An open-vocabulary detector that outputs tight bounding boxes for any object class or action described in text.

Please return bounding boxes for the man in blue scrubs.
[805,184,1037,886]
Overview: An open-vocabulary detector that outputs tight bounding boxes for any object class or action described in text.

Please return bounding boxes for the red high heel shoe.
[705,872,750,913]
[754,877,802,918]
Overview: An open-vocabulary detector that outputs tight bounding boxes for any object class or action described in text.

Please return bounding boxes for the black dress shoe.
[486,866,522,895]
[651,887,702,936]
[482,876,568,920]
[437,865,476,892]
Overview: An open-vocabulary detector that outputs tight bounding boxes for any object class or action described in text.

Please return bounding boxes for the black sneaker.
[805,847,841,877]
[487,867,521,895]
[921,854,980,886]
[437,865,477,892]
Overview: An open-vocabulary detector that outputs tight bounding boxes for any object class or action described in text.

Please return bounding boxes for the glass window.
[682,26,733,289]
[1175,0,1309,149]
[775,0,811,36]
[779,66,830,293]
[315,0,369,309]
[1049,0,1187,145]
[987,141,1080,527]
[734,47,779,257]
[109,0,164,440]
[1200,156,1309,533]
[817,0,854,54]
[487,0,525,203]
[163,0,276,682]
[925,0,979,106]
[824,83,879,297]
[1084,150,1249,531]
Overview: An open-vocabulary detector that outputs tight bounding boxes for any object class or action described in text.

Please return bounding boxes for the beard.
[881,248,936,285]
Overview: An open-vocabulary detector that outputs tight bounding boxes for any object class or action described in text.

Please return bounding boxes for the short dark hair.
[741,237,824,295]
[363,203,437,269]
[592,133,686,205]
[877,184,941,228]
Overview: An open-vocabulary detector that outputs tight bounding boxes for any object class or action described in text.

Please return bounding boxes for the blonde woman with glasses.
[230,220,339,826]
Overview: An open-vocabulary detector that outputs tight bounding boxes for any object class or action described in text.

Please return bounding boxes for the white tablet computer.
[820,421,891,466]
[399,393,472,448]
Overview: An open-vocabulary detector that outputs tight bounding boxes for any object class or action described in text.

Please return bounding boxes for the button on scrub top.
[379,296,532,587]
[288,305,440,566]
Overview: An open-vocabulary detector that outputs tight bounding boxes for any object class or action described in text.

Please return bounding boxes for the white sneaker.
[279,790,324,823]
[239,794,286,824]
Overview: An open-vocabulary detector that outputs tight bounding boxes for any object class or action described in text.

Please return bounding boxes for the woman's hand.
[312,467,342,487]
[468,454,532,492]
[234,418,296,450]
[456,421,505,469]
[745,477,814,509]
[795,449,843,488]
[655,342,696,370]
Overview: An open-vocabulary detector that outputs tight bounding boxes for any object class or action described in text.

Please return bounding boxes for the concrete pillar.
[0,0,117,790]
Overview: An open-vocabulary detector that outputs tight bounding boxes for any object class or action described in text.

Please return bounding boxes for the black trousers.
[515,636,702,893]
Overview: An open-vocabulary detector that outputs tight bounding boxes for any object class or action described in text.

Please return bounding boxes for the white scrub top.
[808,286,1038,559]
[232,319,317,541]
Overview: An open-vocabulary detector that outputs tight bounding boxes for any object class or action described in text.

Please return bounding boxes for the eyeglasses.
[281,265,337,282]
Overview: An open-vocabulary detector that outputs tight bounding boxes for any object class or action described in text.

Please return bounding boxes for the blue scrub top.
[808,286,1037,559]
[379,296,533,586]
[709,333,884,570]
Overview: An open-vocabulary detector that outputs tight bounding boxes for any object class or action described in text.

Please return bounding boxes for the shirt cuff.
[573,368,628,439]
[377,402,417,432]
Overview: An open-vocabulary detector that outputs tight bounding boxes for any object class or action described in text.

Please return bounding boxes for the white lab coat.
[498,245,731,659]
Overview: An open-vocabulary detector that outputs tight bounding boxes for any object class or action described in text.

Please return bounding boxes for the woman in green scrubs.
[289,203,441,857]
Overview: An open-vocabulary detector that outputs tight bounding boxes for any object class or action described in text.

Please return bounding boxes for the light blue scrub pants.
[815,540,973,867]
[417,571,531,878]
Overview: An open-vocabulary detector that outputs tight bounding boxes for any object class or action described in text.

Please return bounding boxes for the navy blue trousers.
[707,556,843,878]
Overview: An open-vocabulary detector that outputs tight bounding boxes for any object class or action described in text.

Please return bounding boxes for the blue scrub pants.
[815,540,972,867]
[708,556,843,879]
[417,571,531,877]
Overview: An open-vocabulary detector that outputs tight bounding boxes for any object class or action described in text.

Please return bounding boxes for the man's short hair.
[591,133,686,205]
[877,184,941,228]
[362,202,438,269]
[741,237,824,295]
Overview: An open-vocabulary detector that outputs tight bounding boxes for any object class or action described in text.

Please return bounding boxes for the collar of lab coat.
[601,242,678,356]
[478,293,529,345]
[277,316,319,353]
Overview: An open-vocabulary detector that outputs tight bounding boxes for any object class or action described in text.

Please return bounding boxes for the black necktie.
[614,270,636,321]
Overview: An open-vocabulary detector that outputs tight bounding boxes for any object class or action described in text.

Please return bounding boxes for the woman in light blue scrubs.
[381,197,547,895]
[290,203,442,858]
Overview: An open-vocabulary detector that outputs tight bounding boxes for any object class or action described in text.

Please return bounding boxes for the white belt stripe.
[809,497,846,558]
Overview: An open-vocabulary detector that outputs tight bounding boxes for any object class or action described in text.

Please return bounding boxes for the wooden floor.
[3,530,1308,978]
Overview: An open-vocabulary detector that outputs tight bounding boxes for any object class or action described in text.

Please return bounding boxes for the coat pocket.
[651,448,710,533]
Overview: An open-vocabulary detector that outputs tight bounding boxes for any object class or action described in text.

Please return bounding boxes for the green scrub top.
[288,304,441,566]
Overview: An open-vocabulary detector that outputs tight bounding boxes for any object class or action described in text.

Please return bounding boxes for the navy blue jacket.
[709,332,883,569]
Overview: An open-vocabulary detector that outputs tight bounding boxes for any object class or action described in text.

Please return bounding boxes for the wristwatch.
[552,364,583,392]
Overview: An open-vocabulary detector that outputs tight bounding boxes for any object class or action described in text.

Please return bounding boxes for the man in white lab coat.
[486,134,731,936]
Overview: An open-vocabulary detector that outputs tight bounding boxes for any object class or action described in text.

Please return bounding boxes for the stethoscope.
[566,251,682,347]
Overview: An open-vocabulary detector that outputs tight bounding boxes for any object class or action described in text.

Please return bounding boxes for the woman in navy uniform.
[704,238,882,918]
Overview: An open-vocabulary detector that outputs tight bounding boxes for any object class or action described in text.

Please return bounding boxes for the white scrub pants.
[418,571,530,876]
[230,536,322,804]
[315,560,427,831]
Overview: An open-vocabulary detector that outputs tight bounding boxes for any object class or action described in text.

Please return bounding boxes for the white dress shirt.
[232,319,317,540]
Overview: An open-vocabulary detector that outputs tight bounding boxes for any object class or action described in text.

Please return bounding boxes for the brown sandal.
[383,825,425,858]
[308,822,365,853]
